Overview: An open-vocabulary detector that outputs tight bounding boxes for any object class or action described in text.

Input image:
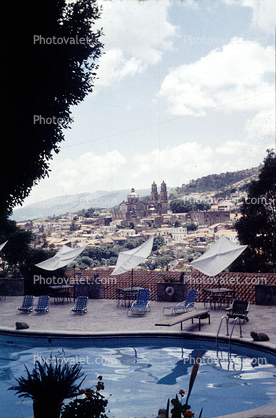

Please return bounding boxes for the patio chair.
[225,300,250,324]
[116,288,125,307]
[34,295,50,314]
[71,296,88,315]
[127,289,151,316]
[163,289,198,315]
[17,295,34,314]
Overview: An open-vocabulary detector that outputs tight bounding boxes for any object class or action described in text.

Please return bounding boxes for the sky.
[19,0,275,208]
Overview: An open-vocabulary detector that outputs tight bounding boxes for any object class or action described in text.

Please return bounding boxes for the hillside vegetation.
[169,165,261,201]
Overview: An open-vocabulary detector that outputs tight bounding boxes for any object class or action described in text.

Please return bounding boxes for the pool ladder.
[216,315,243,350]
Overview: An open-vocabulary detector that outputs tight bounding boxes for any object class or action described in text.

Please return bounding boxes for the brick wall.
[66,269,276,304]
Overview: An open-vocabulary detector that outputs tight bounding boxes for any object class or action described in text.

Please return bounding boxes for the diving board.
[155,309,210,331]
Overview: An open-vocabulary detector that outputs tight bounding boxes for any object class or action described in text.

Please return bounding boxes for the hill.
[11,189,151,222]
[11,165,262,222]
[168,165,261,201]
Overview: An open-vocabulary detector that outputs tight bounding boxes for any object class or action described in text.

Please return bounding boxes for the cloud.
[215,141,262,162]
[158,38,274,116]
[216,140,248,156]
[133,142,214,177]
[245,108,275,144]
[215,139,271,172]
[94,49,146,89]
[51,151,126,193]
[223,0,276,34]
[95,0,177,89]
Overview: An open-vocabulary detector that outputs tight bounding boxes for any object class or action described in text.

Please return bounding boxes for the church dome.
[127,188,139,199]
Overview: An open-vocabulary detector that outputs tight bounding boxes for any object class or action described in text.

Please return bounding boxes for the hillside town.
[17,181,247,269]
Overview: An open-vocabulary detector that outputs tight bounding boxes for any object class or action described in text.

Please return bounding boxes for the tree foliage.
[71,236,165,269]
[0,0,103,215]
[83,208,95,218]
[174,166,260,196]
[174,219,182,228]
[0,217,62,293]
[183,222,197,231]
[233,150,276,272]
[170,199,210,213]
[0,216,33,267]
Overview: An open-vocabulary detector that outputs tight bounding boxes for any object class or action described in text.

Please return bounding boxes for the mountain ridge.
[11,188,151,222]
[11,165,262,222]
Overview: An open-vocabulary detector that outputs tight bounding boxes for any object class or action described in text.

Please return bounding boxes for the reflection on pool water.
[0,335,276,418]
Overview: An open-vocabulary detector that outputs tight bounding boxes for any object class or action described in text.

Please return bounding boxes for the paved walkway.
[0,296,276,418]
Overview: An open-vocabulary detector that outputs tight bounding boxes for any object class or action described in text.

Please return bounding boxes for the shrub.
[61,375,109,418]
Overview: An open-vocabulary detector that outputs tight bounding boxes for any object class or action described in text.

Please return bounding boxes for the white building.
[170,227,188,242]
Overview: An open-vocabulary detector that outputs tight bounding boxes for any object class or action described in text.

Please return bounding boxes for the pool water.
[1,335,276,418]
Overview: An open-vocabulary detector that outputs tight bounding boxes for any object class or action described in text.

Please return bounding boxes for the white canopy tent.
[35,245,86,271]
[190,236,247,277]
[111,236,154,287]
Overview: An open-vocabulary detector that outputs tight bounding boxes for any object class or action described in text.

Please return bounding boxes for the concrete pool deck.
[0,296,276,418]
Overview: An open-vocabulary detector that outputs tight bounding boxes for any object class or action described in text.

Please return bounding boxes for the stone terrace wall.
[0,278,24,296]
[66,269,276,304]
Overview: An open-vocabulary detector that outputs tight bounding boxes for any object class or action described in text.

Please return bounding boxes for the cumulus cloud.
[52,151,126,192]
[158,38,274,116]
[245,107,275,144]
[133,142,214,176]
[215,140,270,171]
[159,38,274,119]
[214,141,262,163]
[95,0,177,89]
[95,49,146,88]
[223,0,276,34]
[216,141,248,156]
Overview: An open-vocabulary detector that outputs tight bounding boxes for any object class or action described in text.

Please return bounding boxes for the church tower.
[151,181,158,202]
[160,181,168,214]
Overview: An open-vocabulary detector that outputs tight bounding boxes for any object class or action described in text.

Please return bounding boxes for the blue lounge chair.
[34,295,50,314]
[127,289,151,316]
[71,296,88,315]
[163,289,198,315]
[17,295,34,314]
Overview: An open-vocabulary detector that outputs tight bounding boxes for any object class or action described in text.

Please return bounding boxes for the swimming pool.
[1,334,276,418]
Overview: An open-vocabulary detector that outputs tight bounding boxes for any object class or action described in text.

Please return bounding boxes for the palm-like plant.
[9,355,85,418]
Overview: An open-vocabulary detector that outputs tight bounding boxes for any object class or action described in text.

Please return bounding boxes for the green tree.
[183,222,197,231]
[152,236,164,252]
[184,251,201,263]
[21,248,64,295]
[84,208,95,218]
[77,256,93,267]
[233,150,276,272]
[195,201,211,211]
[107,256,118,266]
[0,1,103,215]
[170,199,191,213]
[123,238,142,250]
[170,199,210,213]
[0,217,33,268]
[70,222,80,231]
[174,219,182,228]
[156,254,174,269]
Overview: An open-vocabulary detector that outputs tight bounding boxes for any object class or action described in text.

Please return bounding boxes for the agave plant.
[9,354,85,418]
